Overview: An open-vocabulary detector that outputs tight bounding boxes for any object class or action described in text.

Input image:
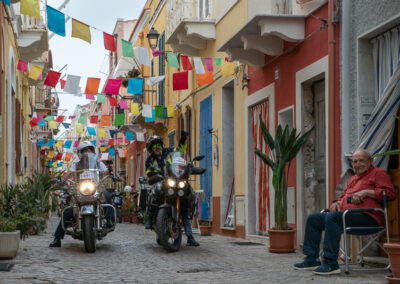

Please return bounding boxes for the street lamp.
[147,27,160,49]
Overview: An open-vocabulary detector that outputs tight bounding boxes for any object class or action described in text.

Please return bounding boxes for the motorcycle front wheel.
[156,208,182,252]
[82,215,96,253]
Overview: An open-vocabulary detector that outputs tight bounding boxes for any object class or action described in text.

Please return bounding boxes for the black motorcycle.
[148,152,205,252]
[112,189,123,223]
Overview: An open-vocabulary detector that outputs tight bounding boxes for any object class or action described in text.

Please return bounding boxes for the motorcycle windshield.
[169,152,187,178]
[76,153,100,182]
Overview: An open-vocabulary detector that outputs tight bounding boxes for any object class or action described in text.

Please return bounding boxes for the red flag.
[172,71,188,91]
[181,55,192,71]
[44,70,62,88]
[103,32,116,52]
[60,79,66,89]
[108,96,118,107]
[40,149,45,155]
[108,139,114,146]
[55,152,63,161]
[30,117,38,127]
[89,115,98,124]
[17,60,28,72]
[56,116,64,123]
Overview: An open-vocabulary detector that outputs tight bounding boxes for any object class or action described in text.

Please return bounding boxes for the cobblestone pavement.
[0,216,389,283]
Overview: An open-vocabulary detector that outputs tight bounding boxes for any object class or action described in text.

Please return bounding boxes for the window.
[158,32,165,106]
[198,0,211,19]
[168,130,175,148]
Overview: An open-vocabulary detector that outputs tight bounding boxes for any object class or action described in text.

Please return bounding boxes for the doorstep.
[246,234,269,246]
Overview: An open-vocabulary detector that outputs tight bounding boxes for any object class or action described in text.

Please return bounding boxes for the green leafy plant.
[255,116,312,230]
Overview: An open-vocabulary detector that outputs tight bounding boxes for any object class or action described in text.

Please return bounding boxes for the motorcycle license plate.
[81,205,94,214]
[80,171,95,180]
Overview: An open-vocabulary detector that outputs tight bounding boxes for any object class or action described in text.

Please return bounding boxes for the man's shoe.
[187,235,199,246]
[145,220,153,229]
[312,260,341,275]
[106,219,114,228]
[49,238,61,247]
[293,258,321,270]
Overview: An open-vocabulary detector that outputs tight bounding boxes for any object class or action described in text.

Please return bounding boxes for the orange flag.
[100,115,111,127]
[65,153,72,162]
[197,71,213,86]
[84,78,101,95]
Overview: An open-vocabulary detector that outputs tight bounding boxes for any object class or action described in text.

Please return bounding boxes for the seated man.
[293,149,396,275]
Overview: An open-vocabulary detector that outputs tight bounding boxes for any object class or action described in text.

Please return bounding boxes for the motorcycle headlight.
[178,181,186,189]
[79,181,96,196]
[167,188,175,196]
[177,189,185,197]
[167,179,176,188]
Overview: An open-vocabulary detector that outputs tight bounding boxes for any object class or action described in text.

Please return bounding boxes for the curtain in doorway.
[251,100,270,234]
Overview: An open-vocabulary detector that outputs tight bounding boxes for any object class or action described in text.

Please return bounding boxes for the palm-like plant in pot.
[255,115,312,252]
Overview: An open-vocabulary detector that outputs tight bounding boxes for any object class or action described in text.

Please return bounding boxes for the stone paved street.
[0,217,388,283]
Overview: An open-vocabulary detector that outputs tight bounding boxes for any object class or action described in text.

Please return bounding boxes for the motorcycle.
[61,153,118,253]
[147,152,205,252]
[133,176,151,223]
[112,189,123,223]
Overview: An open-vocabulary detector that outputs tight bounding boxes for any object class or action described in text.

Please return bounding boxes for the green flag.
[122,39,135,58]
[114,113,125,126]
[97,93,106,103]
[155,105,163,118]
[215,58,223,66]
[167,52,180,68]
[45,115,54,121]
[78,115,87,124]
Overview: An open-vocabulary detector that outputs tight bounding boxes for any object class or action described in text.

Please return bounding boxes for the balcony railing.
[166,0,196,39]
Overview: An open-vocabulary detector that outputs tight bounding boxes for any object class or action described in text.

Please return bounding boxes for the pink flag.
[119,99,129,109]
[69,116,76,119]
[17,60,28,72]
[99,139,106,144]
[205,58,213,72]
[86,94,95,100]
[73,141,80,148]
[152,49,163,57]
[103,79,122,95]
[117,137,124,144]
[38,73,43,80]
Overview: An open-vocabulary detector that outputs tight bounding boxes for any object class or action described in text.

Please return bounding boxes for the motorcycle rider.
[145,131,200,247]
[49,141,109,247]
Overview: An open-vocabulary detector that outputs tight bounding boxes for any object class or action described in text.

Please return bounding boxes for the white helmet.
[124,185,132,192]
[77,141,95,154]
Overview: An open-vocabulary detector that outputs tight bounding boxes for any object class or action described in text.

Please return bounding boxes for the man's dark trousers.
[302,211,378,261]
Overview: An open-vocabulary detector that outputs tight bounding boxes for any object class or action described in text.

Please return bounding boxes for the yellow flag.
[167,105,175,118]
[130,102,140,116]
[72,19,91,44]
[76,124,83,134]
[100,147,106,152]
[49,120,57,129]
[28,65,43,80]
[220,62,235,77]
[52,162,58,168]
[47,151,55,159]
[98,128,106,138]
[20,0,40,20]
[55,140,64,148]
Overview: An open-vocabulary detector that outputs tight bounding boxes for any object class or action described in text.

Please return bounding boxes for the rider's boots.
[187,235,200,246]
[49,238,61,247]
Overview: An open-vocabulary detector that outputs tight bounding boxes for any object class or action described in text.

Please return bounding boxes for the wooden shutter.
[15,99,21,173]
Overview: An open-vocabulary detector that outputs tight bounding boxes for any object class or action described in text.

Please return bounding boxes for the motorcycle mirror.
[191,167,206,175]
[193,155,205,162]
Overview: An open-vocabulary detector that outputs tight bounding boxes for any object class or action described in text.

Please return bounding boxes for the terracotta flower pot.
[385,243,400,278]
[122,216,131,223]
[268,229,296,253]
[130,215,140,224]
[0,231,20,259]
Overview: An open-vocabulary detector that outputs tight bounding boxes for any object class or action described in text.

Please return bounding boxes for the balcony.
[9,2,49,62]
[166,0,215,55]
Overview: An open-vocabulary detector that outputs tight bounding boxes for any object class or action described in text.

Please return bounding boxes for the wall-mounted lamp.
[147,27,160,49]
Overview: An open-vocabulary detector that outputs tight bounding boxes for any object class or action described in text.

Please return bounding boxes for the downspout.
[341,0,351,173]
[328,0,336,203]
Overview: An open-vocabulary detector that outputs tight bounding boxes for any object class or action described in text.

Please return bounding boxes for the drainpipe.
[341,0,351,173]
[328,0,336,203]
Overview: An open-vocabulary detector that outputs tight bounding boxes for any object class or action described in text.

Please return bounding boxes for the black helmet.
[146,135,163,153]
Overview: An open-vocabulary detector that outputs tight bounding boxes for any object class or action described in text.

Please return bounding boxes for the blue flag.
[109,148,115,157]
[58,162,64,167]
[145,109,155,122]
[63,140,72,149]
[46,5,65,37]
[38,118,46,126]
[109,129,118,138]
[46,161,53,167]
[127,78,144,95]
[126,131,133,141]
[1,0,10,6]
[87,126,96,136]
[37,139,45,147]
[62,122,70,129]
[46,139,55,147]
[90,140,96,146]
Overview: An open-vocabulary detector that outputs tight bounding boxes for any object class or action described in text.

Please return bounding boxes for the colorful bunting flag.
[49,121,57,129]
[215,57,223,66]
[78,115,87,124]
[167,53,180,68]
[55,152,63,161]
[60,79,66,89]
[181,55,193,71]
[47,151,55,159]
[108,96,118,107]
[127,78,143,95]
[64,140,72,149]
[197,71,213,86]
[103,32,116,52]
[28,65,43,80]
[97,93,106,103]
[76,124,83,134]
[64,75,81,95]
[221,62,235,77]
[136,132,144,142]
[205,57,213,72]
[45,115,54,121]
[108,139,114,146]
[114,113,125,126]
[117,137,124,144]
[109,148,115,157]
[56,116,64,123]
[98,128,106,138]
[130,102,140,115]
[104,79,122,96]
[167,105,175,118]
[68,116,76,119]
[152,49,163,57]
[46,139,55,147]
[100,115,111,126]
[155,105,163,118]
[84,78,101,95]
[172,71,189,91]
[73,141,80,148]
[119,99,129,109]
[37,118,45,127]
[72,18,91,43]
[30,117,38,127]
[46,5,65,36]
[163,107,168,119]
[58,162,64,167]
[85,94,94,100]
[1,0,10,6]
[44,70,61,87]
[17,60,28,72]
[90,140,96,146]
[146,75,165,87]
[99,139,106,144]
[145,110,155,122]
[89,115,98,124]
[122,39,135,58]
[117,149,125,157]
[21,0,40,20]
[136,46,151,66]
[87,126,96,136]
[62,122,70,129]
[37,139,44,147]
[65,153,72,162]
[142,104,152,118]
[126,131,134,141]
[193,57,205,74]
[55,140,64,148]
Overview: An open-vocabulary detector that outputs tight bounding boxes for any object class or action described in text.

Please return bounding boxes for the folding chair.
[342,191,390,274]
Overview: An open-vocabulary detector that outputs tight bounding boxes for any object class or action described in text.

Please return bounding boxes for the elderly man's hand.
[329,202,341,212]
[352,189,375,204]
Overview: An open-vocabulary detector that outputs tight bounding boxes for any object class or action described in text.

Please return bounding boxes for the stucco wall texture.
[342,0,400,151]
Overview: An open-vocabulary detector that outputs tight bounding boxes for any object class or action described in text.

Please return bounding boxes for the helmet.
[124,185,132,192]
[77,141,95,154]
[146,135,164,153]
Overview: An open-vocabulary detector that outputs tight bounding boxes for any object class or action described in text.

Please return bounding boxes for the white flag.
[136,132,144,141]
[136,46,151,66]
[142,104,152,118]
[64,75,81,95]
[193,57,205,74]
[101,153,109,160]
[146,75,165,87]
[118,149,125,157]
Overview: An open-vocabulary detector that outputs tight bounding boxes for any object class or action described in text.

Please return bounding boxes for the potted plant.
[199,220,212,236]
[255,116,312,253]
[0,210,20,259]
[121,196,134,223]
